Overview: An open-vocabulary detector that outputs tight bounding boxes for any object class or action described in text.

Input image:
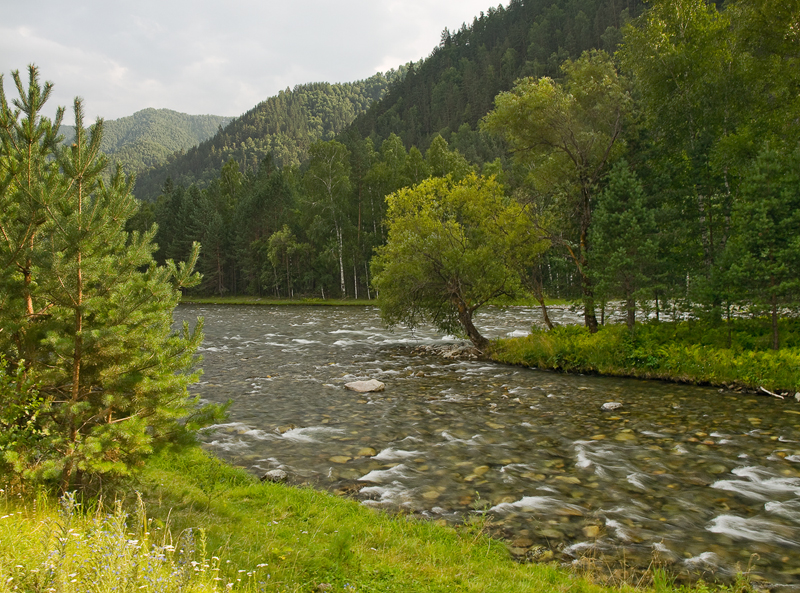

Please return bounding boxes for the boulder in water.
[601,402,623,411]
[344,379,385,393]
[261,469,288,483]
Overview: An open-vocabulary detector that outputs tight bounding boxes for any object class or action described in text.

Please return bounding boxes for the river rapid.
[174,304,800,588]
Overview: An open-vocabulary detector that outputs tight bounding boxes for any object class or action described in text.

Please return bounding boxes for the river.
[174,304,800,588]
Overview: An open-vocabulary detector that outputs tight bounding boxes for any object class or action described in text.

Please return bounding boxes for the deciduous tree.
[371,174,546,349]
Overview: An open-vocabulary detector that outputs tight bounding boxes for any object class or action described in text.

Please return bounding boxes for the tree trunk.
[529,268,554,330]
[771,291,779,350]
[626,295,636,332]
[453,298,489,350]
[335,222,346,298]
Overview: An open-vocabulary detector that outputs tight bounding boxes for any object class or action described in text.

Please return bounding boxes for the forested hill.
[133,71,404,201]
[61,108,231,176]
[347,0,643,156]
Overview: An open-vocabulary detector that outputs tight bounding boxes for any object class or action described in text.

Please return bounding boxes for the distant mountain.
[132,71,404,201]
[61,108,232,177]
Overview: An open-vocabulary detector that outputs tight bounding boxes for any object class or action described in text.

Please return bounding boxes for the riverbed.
[174,304,800,588]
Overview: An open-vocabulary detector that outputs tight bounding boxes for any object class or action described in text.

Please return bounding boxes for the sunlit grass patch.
[489,321,800,392]
[0,490,261,592]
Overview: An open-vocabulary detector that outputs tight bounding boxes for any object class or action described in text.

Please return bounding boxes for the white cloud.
[2,0,502,121]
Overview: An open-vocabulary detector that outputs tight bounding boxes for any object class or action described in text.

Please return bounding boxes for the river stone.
[555,476,581,485]
[422,490,440,500]
[261,469,288,483]
[583,525,601,538]
[539,528,564,539]
[512,537,535,548]
[473,465,490,476]
[329,456,351,464]
[357,447,377,457]
[602,402,623,411]
[344,379,385,393]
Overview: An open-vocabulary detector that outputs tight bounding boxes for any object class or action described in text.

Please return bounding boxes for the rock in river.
[344,379,385,393]
[261,469,288,483]
[601,402,623,411]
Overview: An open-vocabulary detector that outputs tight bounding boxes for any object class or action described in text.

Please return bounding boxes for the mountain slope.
[62,108,231,176]
[348,0,643,157]
[133,71,403,201]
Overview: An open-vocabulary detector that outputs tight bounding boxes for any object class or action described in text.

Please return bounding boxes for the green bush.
[489,320,800,391]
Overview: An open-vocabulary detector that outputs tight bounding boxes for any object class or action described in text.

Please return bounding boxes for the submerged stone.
[345,379,385,393]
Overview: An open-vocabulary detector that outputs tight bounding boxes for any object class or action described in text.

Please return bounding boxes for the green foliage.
[589,160,659,329]
[483,49,632,331]
[490,319,800,391]
[350,0,643,157]
[0,66,214,492]
[372,174,546,348]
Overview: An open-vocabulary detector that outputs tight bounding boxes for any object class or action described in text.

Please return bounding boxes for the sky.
[1,0,501,122]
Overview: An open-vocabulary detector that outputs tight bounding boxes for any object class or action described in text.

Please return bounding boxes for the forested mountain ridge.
[133,71,405,201]
[145,0,648,302]
[60,108,231,176]
[347,0,643,158]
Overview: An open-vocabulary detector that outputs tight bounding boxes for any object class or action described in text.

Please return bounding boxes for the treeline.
[148,133,477,298]
[133,72,405,201]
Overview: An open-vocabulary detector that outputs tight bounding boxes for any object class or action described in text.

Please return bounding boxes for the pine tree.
[0,67,212,492]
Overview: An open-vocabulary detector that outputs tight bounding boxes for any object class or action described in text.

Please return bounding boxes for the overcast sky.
[2,0,502,122]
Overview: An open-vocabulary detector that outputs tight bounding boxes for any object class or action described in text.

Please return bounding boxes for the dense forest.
[350,0,642,153]
[60,108,230,177]
[140,0,643,292]
[135,0,798,351]
[133,72,405,201]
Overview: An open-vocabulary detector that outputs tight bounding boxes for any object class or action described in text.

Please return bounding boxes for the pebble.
[329,456,351,464]
[473,465,490,476]
[583,525,601,538]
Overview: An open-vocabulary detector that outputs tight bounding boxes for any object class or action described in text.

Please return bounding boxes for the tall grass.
[0,491,260,593]
[489,321,800,392]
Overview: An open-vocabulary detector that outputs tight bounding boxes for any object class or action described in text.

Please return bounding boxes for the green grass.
[488,319,800,392]
[0,446,750,593]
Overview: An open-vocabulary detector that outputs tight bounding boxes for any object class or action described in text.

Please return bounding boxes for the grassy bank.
[488,320,800,393]
[0,446,733,593]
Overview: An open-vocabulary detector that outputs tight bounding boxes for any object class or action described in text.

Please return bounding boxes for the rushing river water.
[174,304,800,588]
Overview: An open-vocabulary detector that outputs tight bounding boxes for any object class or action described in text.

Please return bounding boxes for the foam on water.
[280,426,345,443]
[708,515,799,546]
[359,464,411,483]
[374,448,423,461]
[711,466,800,500]
[489,496,585,516]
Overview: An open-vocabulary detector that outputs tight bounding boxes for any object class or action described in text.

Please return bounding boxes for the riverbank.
[178,295,570,308]
[180,295,376,306]
[0,445,693,593]
[488,320,800,395]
